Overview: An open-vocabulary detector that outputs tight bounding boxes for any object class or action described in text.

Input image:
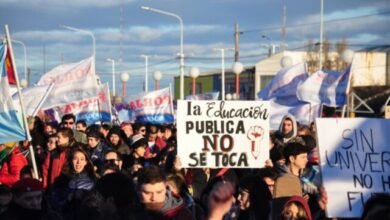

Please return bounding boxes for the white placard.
[177,100,270,168]
[316,118,390,218]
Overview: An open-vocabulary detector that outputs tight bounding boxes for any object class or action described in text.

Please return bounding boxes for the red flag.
[5,45,16,85]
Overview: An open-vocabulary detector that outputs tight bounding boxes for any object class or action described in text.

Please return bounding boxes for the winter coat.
[0,147,28,186]
[42,147,69,189]
[86,141,111,167]
[150,189,195,220]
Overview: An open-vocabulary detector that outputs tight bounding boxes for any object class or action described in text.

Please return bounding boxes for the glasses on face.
[104,159,120,165]
[140,129,146,132]
[64,121,74,125]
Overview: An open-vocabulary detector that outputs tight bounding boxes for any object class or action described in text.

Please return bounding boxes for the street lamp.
[141,6,184,99]
[141,55,149,92]
[107,59,116,96]
[190,67,200,96]
[341,49,354,64]
[154,71,162,90]
[214,48,234,100]
[225,93,232,101]
[120,72,129,97]
[20,79,28,88]
[61,25,96,58]
[11,40,28,85]
[232,62,244,99]
[280,55,293,68]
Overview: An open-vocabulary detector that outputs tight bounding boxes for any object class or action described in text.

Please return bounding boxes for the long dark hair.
[64,147,96,180]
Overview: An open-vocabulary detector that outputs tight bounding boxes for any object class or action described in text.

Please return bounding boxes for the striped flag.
[297,66,351,107]
[0,42,27,143]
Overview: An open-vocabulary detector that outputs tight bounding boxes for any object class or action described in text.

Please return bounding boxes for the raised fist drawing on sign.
[247,126,264,159]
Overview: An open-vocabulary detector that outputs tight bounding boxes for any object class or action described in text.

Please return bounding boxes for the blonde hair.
[281,201,308,220]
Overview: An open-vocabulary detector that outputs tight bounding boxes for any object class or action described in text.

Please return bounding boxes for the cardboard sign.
[177,100,270,168]
[316,118,390,218]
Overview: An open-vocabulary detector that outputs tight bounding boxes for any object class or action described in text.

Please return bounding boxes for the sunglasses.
[140,129,146,132]
[64,121,74,125]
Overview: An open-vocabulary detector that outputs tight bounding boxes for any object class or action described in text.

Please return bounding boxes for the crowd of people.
[0,113,389,220]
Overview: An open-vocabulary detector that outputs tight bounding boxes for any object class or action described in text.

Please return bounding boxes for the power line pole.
[234,23,240,62]
[281,2,287,51]
[119,0,124,67]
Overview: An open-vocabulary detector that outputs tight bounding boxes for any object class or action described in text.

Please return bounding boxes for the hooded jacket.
[282,196,312,220]
[276,114,298,144]
[146,189,195,220]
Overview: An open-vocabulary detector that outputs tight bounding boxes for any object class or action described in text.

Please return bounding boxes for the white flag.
[40,76,100,110]
[12,83,55,116]
[37,56,95,85]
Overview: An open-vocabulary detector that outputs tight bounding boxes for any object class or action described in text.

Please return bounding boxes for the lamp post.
[141,6,184,99]
[232,62,244,99]
[214,48,233,100]
[120,72,129,97]
[61,25,95,58]
[190,67,200,96]
[154,71,162,90]
[20,79,28,88]
[107,59,116,96]
[11,40,28,85]
[319,0,324,70]
[141,55,149,92]
[280,56,293,68]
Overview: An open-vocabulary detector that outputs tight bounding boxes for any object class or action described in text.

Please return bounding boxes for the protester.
[127,134,150,175]
[361,193,390,220]
[280,196,312,220]
[94,172,144,220]
[0,178,61,220]
[0,143,28,187]
[201,177,236,220]
[75,120,87,133]
[137,165,195,219]
[134,123,147,136]
[274,114,298,145]
[61,114,87,144]
[107,127,131,155]
[85,130,111,168]
[104,149,123,171]
[236,174,272,220]
[120,122,134,146]
[166,172,204,220]
[41,128,74,189]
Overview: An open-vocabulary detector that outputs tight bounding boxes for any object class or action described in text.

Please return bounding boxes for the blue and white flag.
[269,100,321,130]
[297,66,351,107]
[124,87,174,124]
[258,63,308,106]
[0,42,26,143]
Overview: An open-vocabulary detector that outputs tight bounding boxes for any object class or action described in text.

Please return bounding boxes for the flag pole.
[169,84,175,124]
[4,25,39,179]
[341,65,353,118]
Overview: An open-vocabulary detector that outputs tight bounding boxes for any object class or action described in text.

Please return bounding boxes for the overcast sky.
[1,0,389,94]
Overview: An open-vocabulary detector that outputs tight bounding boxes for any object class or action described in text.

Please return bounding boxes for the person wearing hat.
[126,134,149,174]
[86,130,111,168]
[0,178,60,220]
[107,126,131,156]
